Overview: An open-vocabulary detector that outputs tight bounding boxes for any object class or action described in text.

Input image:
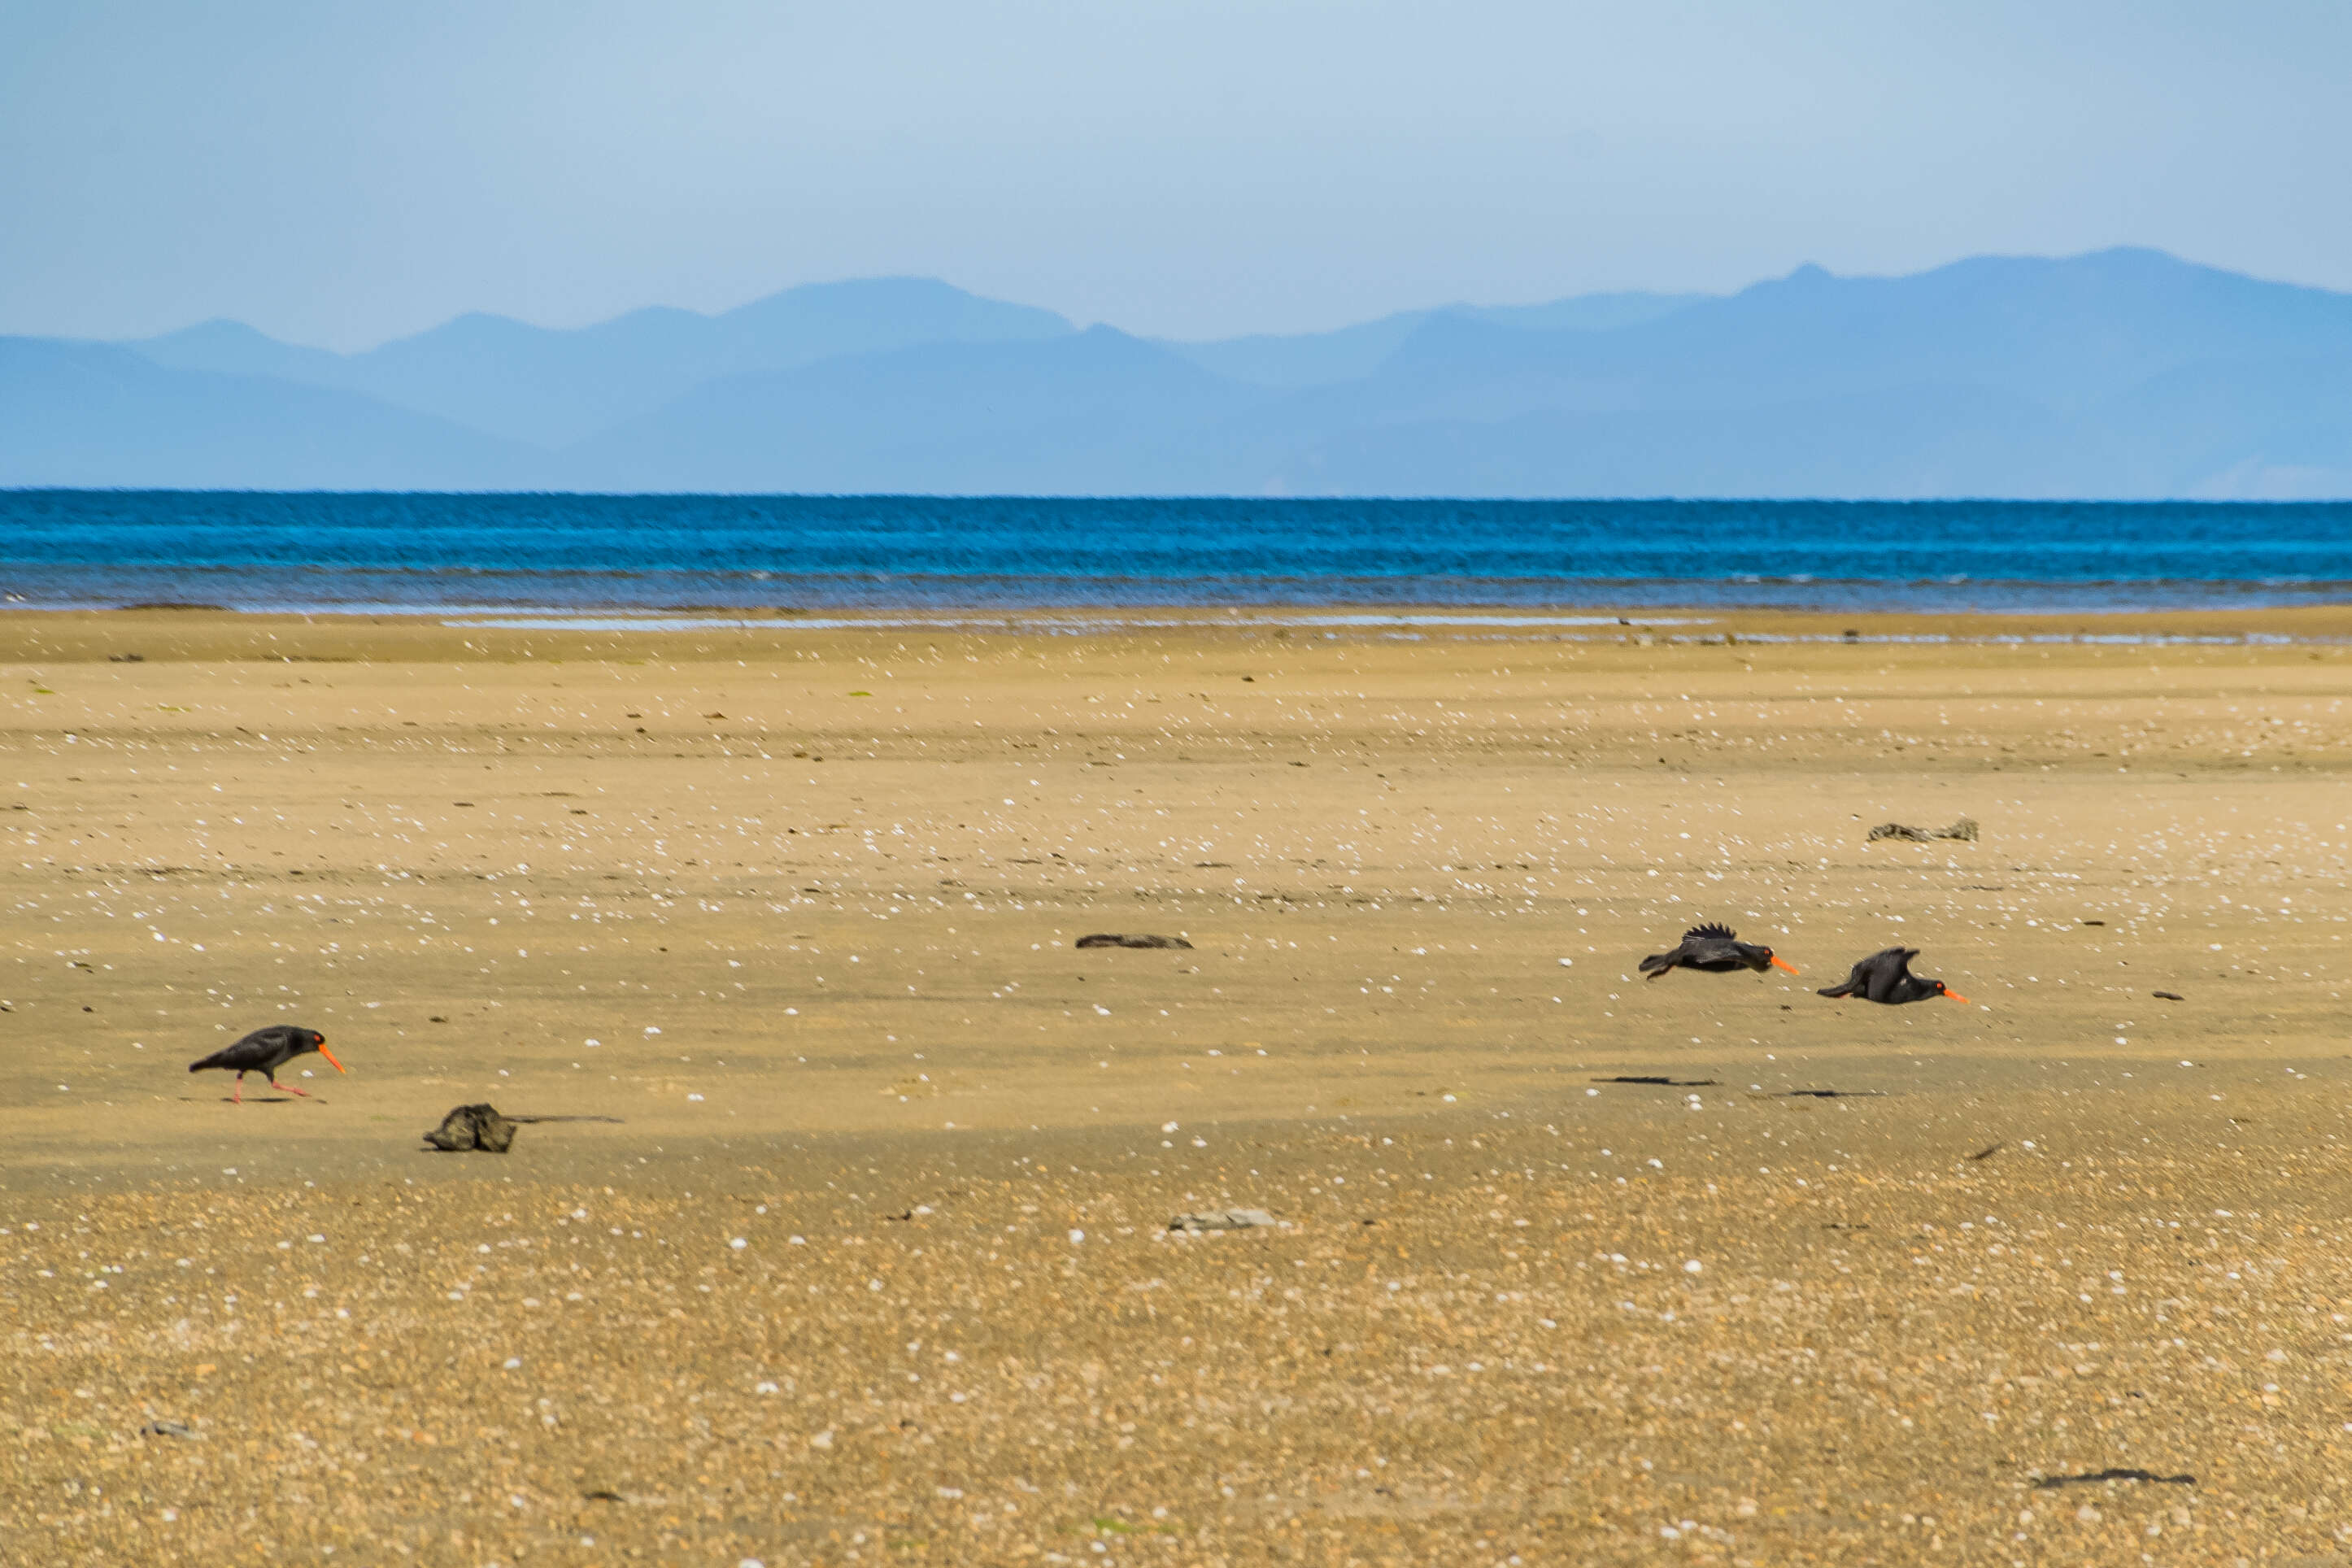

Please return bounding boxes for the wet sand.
[5,608,2352,1564]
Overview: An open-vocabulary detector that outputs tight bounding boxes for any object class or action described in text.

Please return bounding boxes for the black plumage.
[1639,922,1799,979]
[1815,947,1970,1005]
[188,1026,342,1103]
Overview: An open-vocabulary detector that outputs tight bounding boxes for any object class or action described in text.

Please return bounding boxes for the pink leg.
[271,1080,312,1099]
[232,1075,243,1105]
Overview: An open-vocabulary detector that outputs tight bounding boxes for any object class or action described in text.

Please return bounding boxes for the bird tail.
[1638,952,1673,978]
[1815,982,1858,999]
[187,1047,235,1072]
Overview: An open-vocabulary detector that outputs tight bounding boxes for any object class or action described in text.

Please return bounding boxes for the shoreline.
[13,597,2352,629]
[6,599,2352,656]
[11,581,2352,613]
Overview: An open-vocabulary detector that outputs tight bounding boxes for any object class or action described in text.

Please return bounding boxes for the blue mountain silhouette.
[3,249,2346,495]
[1159,291,1705,388]
[577,325,1265,495]
[133,277,1074,447]
[0,338,534,490]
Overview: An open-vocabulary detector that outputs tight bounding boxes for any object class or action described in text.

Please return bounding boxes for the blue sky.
[4,1,2346,348]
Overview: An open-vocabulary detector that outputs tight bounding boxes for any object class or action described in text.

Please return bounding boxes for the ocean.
[2,491,2350,614]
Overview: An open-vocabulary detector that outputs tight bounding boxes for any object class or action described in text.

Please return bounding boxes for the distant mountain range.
[6,249,2350,497]
[126,277,1074,448]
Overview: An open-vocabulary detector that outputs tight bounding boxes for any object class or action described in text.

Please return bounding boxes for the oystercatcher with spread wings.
[1639,923,1799,979]
[1816,947,1970,1005]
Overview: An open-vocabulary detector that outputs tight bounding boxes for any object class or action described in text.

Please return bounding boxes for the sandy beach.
[6,605,2352,1564]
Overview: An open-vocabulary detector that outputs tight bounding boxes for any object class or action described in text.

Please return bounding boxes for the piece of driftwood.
[2033,1469,2194,1490]
[1169,1208,1277,1233]
[1866,817,1978,843]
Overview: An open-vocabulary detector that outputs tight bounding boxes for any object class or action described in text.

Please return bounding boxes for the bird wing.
[189,1026,298,1072]
[1821,949,1900,999]
[1863,948,1915,1003]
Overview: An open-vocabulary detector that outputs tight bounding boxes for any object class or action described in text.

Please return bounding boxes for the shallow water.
[4,490,2351,610]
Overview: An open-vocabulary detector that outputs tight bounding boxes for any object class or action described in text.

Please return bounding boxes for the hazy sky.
[5,1,2347,349]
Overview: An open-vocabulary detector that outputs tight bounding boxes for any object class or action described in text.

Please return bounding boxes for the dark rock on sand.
[424,1104,518,1152]
[1076,933,1193,950]
[422,1104,625,1150]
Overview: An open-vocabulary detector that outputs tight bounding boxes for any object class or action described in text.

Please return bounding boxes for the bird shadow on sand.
[183,1093,322,1104]
[1592,1075,1719,1087]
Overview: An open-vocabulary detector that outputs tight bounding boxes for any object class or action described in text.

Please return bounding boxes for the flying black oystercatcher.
[1816,947,1970,1005]
[1639,922,1800,979]
[188,1026,343,1103]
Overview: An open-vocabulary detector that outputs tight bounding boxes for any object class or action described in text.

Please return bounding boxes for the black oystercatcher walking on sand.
[1816,947,1970,1005]
[1639,923,1800,979]
[188,1026,342,1102]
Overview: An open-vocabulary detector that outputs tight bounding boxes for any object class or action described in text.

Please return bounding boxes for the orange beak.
[1770,956,1801,975]
[1940,989,1971,1006]
[317,1043,346,1074]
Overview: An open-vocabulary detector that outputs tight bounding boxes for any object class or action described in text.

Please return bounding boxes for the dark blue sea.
[3,492,2350,613]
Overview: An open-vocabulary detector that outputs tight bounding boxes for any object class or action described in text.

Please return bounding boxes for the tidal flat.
[4,607,2352,1564]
